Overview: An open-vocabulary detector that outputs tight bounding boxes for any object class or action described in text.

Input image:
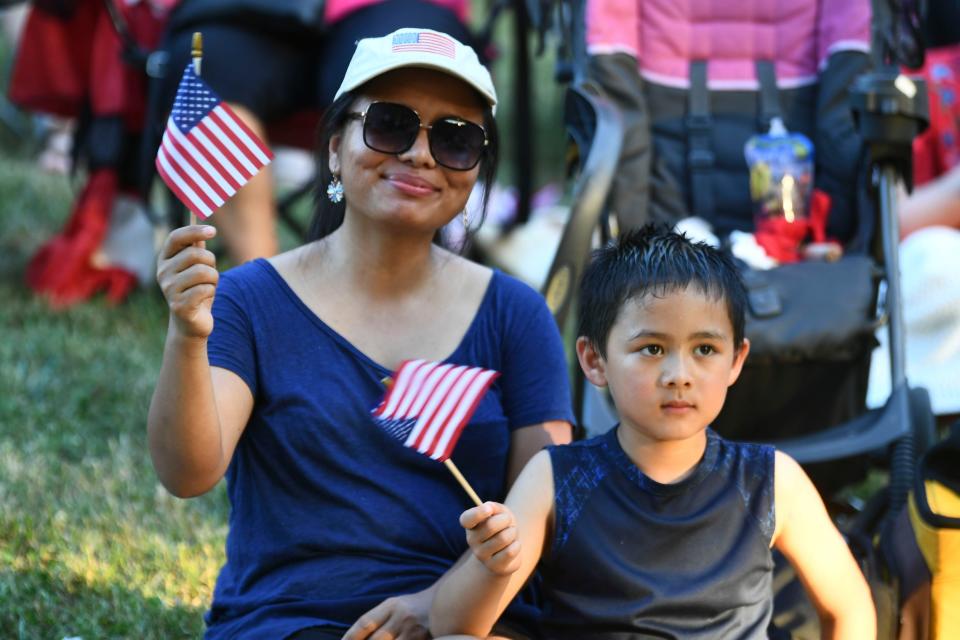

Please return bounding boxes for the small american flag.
[391,31,456,59]
[155,64,273,219]
[372,360,499,462]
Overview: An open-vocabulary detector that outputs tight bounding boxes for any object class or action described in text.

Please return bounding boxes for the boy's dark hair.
[577,224,748,357]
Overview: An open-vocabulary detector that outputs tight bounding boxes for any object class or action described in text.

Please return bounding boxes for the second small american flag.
[155,64,273,219]
[372,360,499,462]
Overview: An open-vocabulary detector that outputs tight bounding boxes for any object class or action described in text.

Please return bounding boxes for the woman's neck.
[313,216,448,299]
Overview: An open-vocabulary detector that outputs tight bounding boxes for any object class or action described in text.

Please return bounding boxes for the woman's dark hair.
[308,89,499,245]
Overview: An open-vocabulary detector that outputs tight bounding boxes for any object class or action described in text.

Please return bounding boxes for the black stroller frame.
[533,0,936,634]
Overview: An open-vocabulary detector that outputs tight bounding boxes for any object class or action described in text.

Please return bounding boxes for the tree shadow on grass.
[0,567,206,639]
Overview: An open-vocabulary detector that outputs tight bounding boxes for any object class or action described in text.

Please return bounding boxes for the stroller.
[524,0,952,636]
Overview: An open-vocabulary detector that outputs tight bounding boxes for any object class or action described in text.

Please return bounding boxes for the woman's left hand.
[342,589,433,640]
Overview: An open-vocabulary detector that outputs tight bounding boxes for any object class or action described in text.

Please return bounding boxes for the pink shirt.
[585,0,870,89]
[325,0,469,25]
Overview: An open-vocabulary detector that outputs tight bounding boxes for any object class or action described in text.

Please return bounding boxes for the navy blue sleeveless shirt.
[540,428,775,639]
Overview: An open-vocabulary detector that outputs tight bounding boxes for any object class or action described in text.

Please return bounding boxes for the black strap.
[755,60,783,130]
[102,0,150,70]
[686,60,714,218]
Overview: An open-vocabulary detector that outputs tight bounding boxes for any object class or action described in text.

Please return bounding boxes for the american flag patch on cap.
[391,31,456,59]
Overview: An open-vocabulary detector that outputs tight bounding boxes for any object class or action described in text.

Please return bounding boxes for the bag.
[170,0,327,35]
[713,256,879,445]
[739,256,878,363]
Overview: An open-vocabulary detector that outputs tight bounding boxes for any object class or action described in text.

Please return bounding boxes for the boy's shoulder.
[713,429,775,455]
[545,430,620,484]
[547,429,615,457]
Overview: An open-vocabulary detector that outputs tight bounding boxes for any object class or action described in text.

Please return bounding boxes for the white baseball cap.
[334,28,497,113]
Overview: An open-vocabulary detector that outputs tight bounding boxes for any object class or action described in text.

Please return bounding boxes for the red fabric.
[807,188,831,243]
[754,188,833,262]
[14,2,170,307]
[9,0,168,124]
[26,170,138,307]
[909,44,960,186]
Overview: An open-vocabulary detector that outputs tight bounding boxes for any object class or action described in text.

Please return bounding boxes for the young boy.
[430,225,876,639]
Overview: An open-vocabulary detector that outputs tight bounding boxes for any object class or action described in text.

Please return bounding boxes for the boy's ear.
[727,337,751,387]
[576,336,608,387]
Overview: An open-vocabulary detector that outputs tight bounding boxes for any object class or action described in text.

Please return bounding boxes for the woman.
[158,0,478,263]
[147,28,573,639]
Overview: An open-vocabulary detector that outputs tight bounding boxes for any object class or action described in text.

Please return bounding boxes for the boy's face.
[577,286,749,444]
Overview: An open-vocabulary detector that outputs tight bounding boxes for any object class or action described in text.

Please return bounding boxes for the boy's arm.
[430,450,555,637]
[771,451,876,639]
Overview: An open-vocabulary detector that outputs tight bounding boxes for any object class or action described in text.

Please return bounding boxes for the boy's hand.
[460,502,521,576]
[157,225,219,339]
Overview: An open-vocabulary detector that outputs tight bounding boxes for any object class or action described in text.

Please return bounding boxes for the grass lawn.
[0,155,227,637]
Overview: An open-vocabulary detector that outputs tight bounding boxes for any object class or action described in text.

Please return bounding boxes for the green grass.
[0,155,227,637]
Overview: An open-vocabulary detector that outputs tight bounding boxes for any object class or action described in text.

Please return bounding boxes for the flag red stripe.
[208,110,262,174]
[171,123,238,196]
[421,368,486,457]
[216,103,273,160]
[406,364,454,419]
[163,132,230,203]
[159,138,220,213]
[197,119,255,181]
[156,155,212,219]
[394,361,439,417]
[416,367,480,454]
[430,371,499,461]
[189,127,246,190]
[210,109,261,170]
[376,359,427,417]
[157,133,217,216]
[185,130,243,193]
[410,366,470,450]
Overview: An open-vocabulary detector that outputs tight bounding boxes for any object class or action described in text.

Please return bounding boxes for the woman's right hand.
[157,225,219,339]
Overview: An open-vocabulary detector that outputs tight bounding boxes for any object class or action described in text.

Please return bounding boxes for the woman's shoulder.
[215,258,298,317]
[465,260,549,314]
[220,257,280,291]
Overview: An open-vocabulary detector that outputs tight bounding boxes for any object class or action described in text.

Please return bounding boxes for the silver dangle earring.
[461,209,469,230]
[326,174,344,204]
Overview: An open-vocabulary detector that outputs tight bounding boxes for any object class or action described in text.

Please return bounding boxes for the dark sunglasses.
[346,101,488,171]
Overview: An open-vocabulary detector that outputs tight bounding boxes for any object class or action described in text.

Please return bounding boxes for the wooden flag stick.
[444,459,483,507]
[188,32,203,227]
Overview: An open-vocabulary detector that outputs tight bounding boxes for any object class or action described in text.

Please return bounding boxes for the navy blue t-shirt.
[203,259,574,639]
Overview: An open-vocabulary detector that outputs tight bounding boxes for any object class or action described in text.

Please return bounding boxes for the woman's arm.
[431,450,555,637]
[506,420,572,486]
[771,452,876,638]
[147,226,253,498]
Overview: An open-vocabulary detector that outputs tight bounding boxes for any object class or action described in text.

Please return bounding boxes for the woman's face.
[329,68,487,235]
